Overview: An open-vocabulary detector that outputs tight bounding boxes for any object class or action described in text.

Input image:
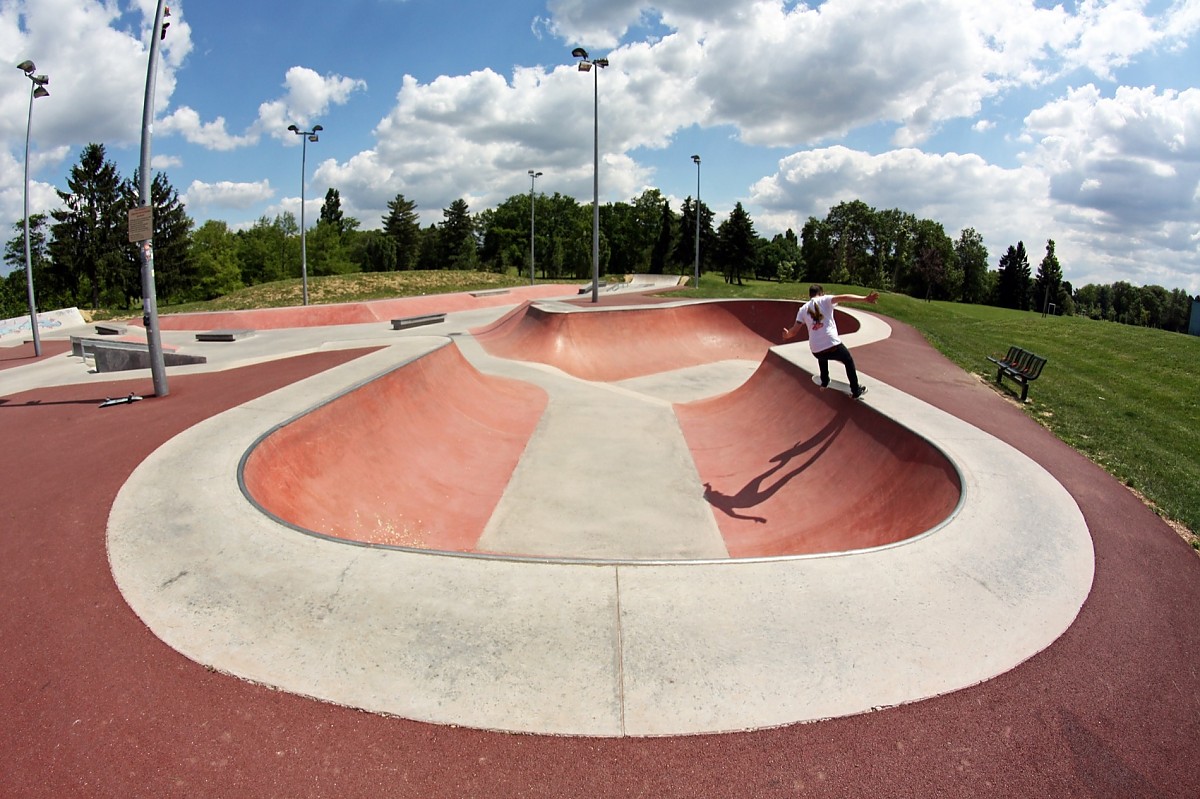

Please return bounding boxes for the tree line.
[2,142,1196,335]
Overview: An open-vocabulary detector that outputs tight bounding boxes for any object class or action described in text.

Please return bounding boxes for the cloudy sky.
[3,0,1199,293]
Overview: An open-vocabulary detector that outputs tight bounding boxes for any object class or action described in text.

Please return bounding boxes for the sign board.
[128,206,154,242]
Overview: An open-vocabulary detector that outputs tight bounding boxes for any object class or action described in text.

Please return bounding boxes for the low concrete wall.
[0,307,87,342]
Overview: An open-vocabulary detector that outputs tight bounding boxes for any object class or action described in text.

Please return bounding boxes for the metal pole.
[692,155,701,288]
[299,135,309,306]
[528,170,541,286]
[22,77,42,357]
[138,0,169,398]
[590,65,600,303]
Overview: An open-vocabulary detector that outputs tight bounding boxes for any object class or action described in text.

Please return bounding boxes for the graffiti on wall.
[0,308,86,341]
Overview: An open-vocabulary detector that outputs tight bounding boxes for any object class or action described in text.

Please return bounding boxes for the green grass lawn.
[159,270,1200,543]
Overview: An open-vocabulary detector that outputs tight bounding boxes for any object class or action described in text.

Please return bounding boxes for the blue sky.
[3,0,1199,294]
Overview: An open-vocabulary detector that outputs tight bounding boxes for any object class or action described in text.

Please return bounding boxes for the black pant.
[815,343,860,391]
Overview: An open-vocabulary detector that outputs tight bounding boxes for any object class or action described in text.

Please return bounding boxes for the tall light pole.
[288,123,322,306]
[18,60,49,358]
[136,0,171,398]
[691,154,701,288]
[572,47,608,304]
[528,169,542,285]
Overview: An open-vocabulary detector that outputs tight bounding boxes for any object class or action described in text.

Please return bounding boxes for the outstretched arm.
[830,291,879,305]
[782,322,804,340]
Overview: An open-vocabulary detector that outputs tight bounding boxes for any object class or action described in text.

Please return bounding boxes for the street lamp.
[572,47,608,304]
[691,154,701,288]
[18,60,49,357]
[135,0,172,398]
[288,123,323,306]
[528,170,542,285]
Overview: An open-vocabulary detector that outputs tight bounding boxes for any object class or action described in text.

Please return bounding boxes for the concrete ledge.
[93,346,207,373]
[196,329,256,342]
[391,313,446,330]
[72,336,205,372]
[95,322,128,335]
[469,288,510,298]
[72,336,144,357]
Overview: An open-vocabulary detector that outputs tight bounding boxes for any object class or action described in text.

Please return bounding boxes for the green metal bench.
[986,346,1048,402]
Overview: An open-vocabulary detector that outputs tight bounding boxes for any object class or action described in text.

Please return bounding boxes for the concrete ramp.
[676,350,962,557]
[471,299,855,382]
[241,341,547,550]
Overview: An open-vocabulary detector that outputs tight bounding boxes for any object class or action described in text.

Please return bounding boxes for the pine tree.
[48,143,128,309]
[127,169,193,305]
[1033,239,1063,314]
[382,194,421,270]
[672,197,696,275]
[649,199,674,274]
[995,241,1032,310]
[320,188,345,235]
[440,198,477,269]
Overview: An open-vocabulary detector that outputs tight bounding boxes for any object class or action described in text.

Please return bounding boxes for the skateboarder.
[782,284,879,398]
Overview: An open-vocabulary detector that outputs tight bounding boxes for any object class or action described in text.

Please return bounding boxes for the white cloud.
[0,0,190,149]
[324,63,667,227]
[183,179,274,212]
[543,0,651,48]
[0,0,189,224]
[1023,84,1200,226]
[143,66,366,154]
[159,107,258,150]
[750,145,1053,253]
[544,0,1199,150]
[1016,83,1200,291]
[750,127,1200,295]
[257,67,367,142]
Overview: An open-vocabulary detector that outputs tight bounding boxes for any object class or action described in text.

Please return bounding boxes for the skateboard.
[812,374,867,399]
[100,392,143,408]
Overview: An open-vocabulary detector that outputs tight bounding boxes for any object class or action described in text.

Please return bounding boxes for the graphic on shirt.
[807,302,824,328]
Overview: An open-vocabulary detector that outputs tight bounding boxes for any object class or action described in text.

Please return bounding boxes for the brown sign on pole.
[128,205,154,242]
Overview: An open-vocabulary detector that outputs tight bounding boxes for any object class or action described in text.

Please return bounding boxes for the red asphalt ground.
[2,309,1198,798]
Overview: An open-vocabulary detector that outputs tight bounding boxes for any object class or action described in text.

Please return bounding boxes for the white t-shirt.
[797,295,840,353]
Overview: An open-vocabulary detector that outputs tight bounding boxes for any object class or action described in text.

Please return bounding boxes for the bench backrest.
[1014,349,1047,378]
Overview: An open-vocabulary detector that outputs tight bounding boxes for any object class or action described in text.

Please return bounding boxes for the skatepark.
[2,280,1197,796]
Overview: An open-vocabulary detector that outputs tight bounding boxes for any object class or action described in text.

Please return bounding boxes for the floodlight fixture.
[19,59,51,357]
[528,170,543,286]
[571,47,610,303]
[289,123,325,305]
